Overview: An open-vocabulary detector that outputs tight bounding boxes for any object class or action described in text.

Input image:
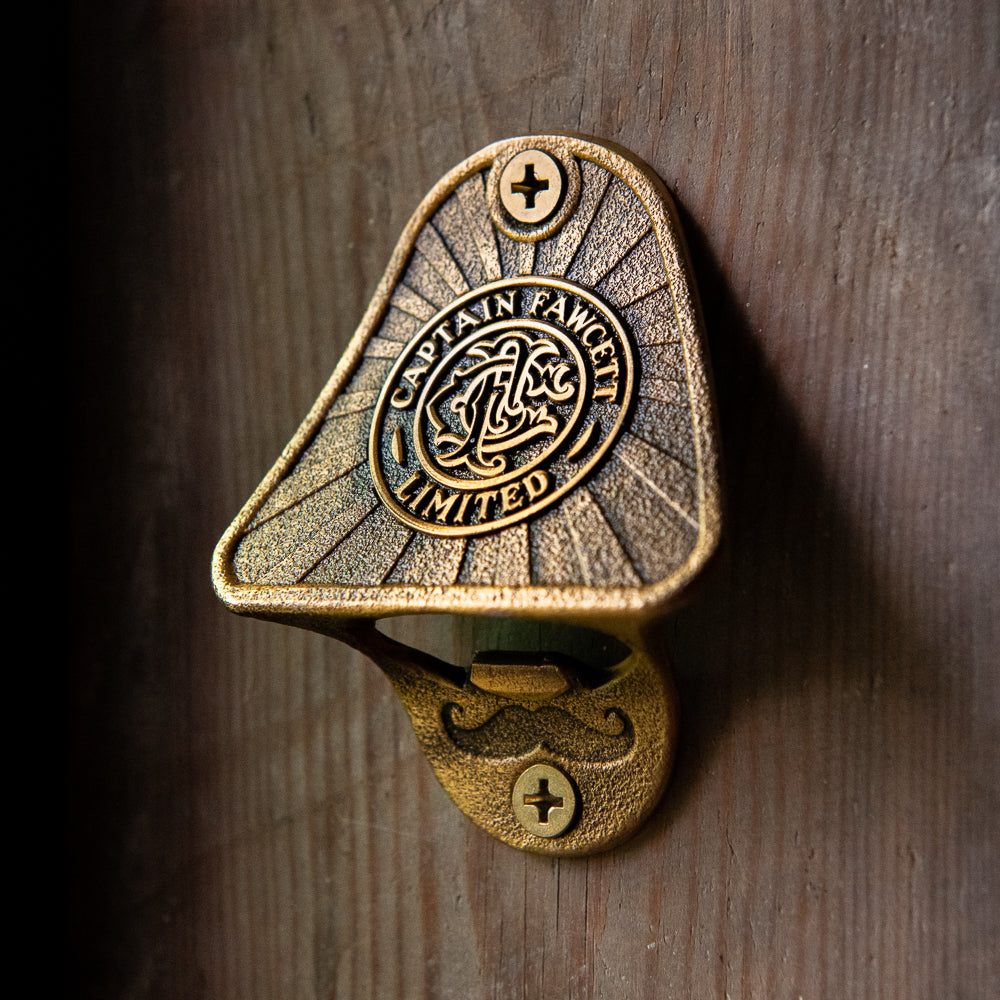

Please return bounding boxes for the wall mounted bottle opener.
[213,135,721,855]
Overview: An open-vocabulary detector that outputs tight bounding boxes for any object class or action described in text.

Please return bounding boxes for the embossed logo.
[370,277,636,535]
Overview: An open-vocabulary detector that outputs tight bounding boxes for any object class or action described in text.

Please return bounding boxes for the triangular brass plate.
[213,135,721,628]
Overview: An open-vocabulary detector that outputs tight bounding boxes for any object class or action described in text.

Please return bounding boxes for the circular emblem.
[369,277,636,536]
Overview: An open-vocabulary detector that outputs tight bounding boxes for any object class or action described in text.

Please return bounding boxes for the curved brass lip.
[212,133,721,628]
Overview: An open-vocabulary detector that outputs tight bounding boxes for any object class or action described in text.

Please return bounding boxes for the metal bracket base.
[346,623,677,855]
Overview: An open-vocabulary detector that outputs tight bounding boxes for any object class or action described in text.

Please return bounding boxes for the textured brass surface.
[488,142,581,242]
[213,135,721,855]
[468,657,570,700]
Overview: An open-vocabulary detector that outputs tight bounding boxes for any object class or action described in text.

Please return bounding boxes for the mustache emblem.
[442,703,634,762]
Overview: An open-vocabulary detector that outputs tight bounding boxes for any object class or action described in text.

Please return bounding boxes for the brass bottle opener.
[213,135,721,855]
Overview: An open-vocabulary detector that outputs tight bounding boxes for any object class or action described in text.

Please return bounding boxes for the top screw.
[500,150,563,224]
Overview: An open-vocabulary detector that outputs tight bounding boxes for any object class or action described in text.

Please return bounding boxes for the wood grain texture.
[70,1,998,997]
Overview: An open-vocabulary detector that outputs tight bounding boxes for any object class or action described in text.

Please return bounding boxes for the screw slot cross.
[522,777,564,823]
[509,162,550,209]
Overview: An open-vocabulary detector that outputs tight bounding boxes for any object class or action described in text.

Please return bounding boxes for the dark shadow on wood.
[635,196,965,838]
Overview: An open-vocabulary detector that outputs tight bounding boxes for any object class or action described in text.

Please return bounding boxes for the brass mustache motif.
[442,703,635,762]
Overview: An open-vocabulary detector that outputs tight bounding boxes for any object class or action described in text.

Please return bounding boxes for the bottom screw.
[512,763,577,837]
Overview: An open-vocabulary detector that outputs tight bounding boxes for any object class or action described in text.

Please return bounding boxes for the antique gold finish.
[213,134,721,855]
[350,622,676,854]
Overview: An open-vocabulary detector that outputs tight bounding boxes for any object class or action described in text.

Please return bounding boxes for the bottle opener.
[213,135,721,854]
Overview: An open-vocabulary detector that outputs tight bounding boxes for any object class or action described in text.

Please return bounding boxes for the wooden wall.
[71,1,998,996]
